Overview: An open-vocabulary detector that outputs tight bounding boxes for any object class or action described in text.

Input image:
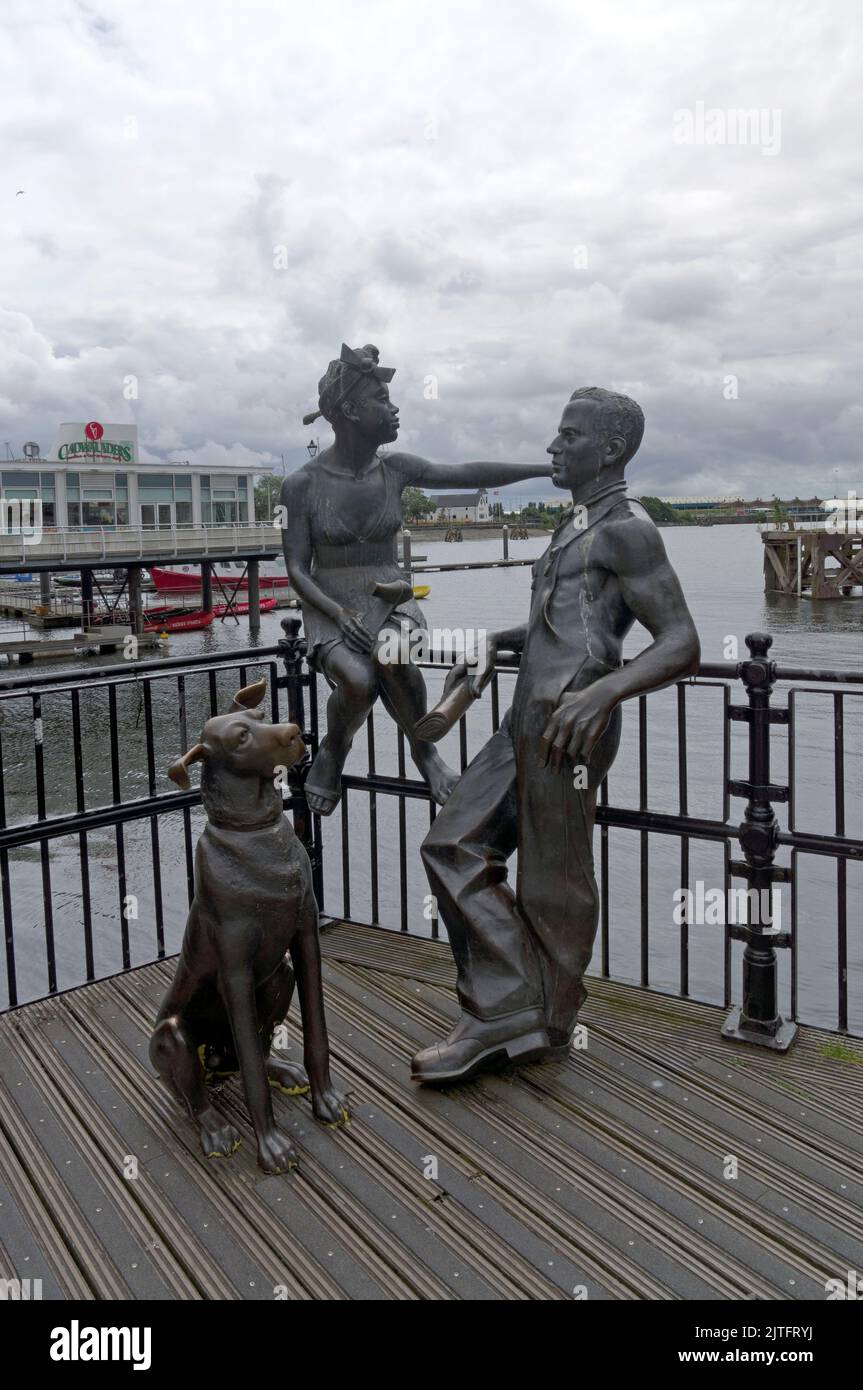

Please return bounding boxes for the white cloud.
[0,0,860,498]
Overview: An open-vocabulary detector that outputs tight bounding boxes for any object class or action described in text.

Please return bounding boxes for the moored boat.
[213,597,278,617]
[142,606,215,633]
[148,562,292,593]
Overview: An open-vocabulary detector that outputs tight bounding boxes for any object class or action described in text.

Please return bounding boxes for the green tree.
[771,495,792,529]
[401,486,436,522]
[638,496,676,524]
[255,475,282,522]
[636,496,700,525]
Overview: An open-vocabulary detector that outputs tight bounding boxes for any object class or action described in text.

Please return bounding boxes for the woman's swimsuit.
[300,454,427,670]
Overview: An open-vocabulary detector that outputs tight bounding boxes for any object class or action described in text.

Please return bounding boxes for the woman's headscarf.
[303,343,396,427]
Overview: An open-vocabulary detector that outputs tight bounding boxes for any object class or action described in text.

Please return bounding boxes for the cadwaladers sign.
[47,421,138,465]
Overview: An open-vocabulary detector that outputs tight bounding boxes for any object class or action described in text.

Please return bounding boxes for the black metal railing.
[311,628,863,1044]
[0,623,860,1044]
[0,637,317,1010]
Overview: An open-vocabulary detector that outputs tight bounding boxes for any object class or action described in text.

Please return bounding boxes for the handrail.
[0,636,861,696]
[0,642,285,696]
[0,623,859,1039]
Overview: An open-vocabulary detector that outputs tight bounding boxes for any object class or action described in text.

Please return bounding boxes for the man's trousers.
[421,703,621,1044]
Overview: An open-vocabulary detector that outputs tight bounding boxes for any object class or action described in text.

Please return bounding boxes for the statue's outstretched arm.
[392,451,551,489]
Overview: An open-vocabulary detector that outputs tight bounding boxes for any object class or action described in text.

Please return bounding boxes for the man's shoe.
[543,1024,579,1063]
[411,1010,550,1085]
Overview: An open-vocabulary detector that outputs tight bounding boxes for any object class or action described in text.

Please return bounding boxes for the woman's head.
[305,343,400,446]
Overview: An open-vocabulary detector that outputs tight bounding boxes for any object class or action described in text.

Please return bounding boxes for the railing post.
[278,615,323,906]
[502,523,509,560]
[722,632,797,1051]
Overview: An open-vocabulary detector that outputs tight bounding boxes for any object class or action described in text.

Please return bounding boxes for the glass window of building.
[205,474,241,525]
[0,471,55,527]
[138,470,194,529]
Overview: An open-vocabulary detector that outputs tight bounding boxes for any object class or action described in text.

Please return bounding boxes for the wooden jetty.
[1,920,861,1300]
[0,587,81,629]
[0,585,297,632]
[411,557,535,574]
[0,627,162,664]
[762,527,863,598]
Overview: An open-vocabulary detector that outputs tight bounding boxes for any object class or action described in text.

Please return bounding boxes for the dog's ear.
[168,742,206,790]
[231,678,268,712]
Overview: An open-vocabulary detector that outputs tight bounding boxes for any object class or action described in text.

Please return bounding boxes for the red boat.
[213,597,278,617]
[148,563,292,593]
[142,606,215,633]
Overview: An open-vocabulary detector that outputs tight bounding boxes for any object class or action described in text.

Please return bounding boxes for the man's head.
[548,387,644,492]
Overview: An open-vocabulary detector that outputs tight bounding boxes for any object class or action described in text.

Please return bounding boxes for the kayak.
[142,606,215,633]
[213,597,278,617]
[413,585,431,599]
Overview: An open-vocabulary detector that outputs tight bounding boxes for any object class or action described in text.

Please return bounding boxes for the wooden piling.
[127,565,143,637]
[200,561,213,612]
[247,559,260,633]
[761,527,863,599]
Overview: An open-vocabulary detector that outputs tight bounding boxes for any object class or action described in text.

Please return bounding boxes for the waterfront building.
[3,422,270,530]
[430,488,491,523]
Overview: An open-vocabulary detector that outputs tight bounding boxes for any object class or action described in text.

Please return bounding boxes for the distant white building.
[430,489,491,523]
[2,422,268,529]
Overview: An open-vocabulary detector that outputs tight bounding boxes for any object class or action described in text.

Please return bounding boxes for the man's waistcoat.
[511,492,647,739]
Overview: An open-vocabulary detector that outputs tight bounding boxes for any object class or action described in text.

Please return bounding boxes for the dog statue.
[150,677,349,1174]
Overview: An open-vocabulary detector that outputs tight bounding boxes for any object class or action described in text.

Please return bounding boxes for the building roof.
[430,490,487,507]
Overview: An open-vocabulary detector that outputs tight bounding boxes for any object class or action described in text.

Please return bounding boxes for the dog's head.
[168,679,307,791]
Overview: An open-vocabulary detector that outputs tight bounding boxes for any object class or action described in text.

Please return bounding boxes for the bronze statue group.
[153,341,699,1173]
[282,345,700,1086]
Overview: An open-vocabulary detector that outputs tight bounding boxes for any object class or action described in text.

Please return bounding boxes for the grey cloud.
[621,263,731,322]
[0,0,859,502]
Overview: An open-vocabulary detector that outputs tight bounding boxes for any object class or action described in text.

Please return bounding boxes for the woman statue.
[281,343,550,815]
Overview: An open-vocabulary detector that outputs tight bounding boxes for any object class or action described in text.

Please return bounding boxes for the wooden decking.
[1,921,862,1301]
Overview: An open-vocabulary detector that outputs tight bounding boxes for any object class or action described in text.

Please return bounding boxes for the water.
[1,525,861,1032]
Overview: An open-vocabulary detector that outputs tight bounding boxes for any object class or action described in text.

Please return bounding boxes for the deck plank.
[0,920,861,1301]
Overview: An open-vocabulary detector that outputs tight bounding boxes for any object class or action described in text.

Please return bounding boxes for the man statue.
[411,387,701,1084]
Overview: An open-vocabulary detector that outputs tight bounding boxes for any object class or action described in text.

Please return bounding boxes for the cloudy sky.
[2,0,860,502]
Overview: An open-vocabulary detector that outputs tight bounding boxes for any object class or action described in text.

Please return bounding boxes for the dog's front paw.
[199,1108,242,1160]
[266,1057,310,1095]
[257,1128,299,1174]
[312,1085,351,1127]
